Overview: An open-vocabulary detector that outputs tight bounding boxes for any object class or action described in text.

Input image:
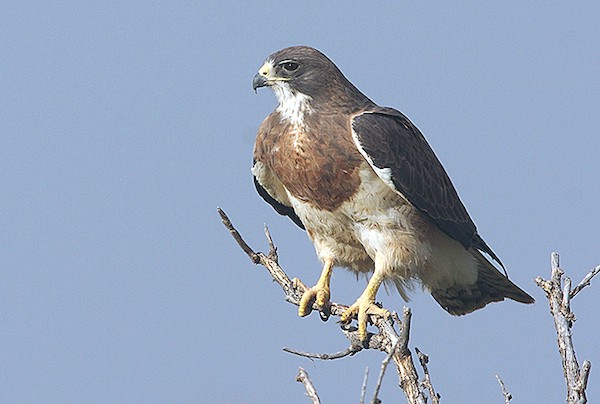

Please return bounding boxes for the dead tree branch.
[360,367,369,404]
[372,336,399,404]
[495,374,512,404]
[296,367,321,404]
[283,344,362,360]
[416,348,440,404]
[535,252,597,404]
[570,264,600,299]
[218,208,429,404]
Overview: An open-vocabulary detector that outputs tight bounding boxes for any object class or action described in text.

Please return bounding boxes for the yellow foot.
[292,278,331,318]
[340,298,390,341]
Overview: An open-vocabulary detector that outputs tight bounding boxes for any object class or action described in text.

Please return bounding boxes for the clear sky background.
[1,1,599,403]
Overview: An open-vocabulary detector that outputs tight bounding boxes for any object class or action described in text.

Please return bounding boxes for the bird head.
[253,46,327,94]
[252,46,371,116]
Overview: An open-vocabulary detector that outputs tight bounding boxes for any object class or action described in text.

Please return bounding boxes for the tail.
[430,249,534,316]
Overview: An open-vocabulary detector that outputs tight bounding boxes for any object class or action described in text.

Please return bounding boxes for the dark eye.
[281,61,299,72]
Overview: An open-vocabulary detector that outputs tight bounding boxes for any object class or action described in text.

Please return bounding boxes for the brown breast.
[255,112,364,211]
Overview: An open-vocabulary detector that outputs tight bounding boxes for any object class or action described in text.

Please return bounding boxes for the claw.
[294,259,334,320]
[298,283,331,317]
[340,298,390,342]
[292,277,308,293]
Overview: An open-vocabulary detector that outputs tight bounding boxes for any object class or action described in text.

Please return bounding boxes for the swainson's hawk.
[252,46,533,340]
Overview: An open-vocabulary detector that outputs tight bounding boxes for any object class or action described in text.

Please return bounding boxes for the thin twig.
[570,264,600,299]
[296,367,321,404]
[495,374,512,404]
[283,344,362,360]
[360,367,369,404]
[416,348,440,404]
[264,223,278,261]
[218,207,259,263]
[371,337,399,404]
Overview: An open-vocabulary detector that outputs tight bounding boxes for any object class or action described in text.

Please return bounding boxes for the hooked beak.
[252,73,268,92]
[252,61,275,93]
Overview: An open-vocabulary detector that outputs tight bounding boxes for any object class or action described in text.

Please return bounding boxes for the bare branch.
[579,360,591,396]
[218,207,259,263]
[371,337,399,404]
[219,209,430,404]
[264,224,278,261]
[283,344,362,360]
[360,367,369,404]
[562,276,572,315]
[416,348,440,404]
[535,252,594,404]
[570,264,600,299]
[495,374,512,404]
[398,307,412,353]
[382,307,426,403]
[296,367,321,404]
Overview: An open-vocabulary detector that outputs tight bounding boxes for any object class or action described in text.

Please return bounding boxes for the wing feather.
[351,107,500,264]
[252,159,305,230]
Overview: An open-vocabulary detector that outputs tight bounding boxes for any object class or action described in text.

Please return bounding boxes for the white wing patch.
[350,112,411,205]
[369,166,395,191]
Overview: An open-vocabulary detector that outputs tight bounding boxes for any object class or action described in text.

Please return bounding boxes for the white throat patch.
[272,82,312,126]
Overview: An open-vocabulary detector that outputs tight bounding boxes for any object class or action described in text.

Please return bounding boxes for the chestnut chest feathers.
[254,112,363,211]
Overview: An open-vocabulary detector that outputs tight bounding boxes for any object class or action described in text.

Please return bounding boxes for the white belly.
[288,164,478,295]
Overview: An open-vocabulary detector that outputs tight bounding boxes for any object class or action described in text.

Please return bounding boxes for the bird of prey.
[251,46,533,340]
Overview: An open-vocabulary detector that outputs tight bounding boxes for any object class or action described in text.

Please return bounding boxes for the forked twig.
[534,252,596,403]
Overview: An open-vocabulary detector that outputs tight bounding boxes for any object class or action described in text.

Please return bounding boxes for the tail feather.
[431,249,534,316]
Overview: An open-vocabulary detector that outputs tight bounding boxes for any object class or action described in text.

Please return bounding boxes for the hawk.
[252,46,533,340]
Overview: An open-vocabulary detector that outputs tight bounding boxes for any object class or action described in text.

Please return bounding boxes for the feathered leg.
[340,256,390,341]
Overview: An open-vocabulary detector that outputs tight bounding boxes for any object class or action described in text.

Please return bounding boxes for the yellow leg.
[340,268,390,341]
[295,258,334,317]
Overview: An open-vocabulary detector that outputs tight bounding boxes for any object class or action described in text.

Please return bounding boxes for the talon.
[292,277,308,293]
[340,298,390,341]
[298,287,315,317]
[295,259,334,319]
[316,288,330,308]
[298,284,330,317]
[319,306,331,321]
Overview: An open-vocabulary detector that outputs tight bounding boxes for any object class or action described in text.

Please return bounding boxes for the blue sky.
[1,1,599,403]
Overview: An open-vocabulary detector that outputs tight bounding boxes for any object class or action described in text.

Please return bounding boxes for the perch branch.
[218,208,429,404]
